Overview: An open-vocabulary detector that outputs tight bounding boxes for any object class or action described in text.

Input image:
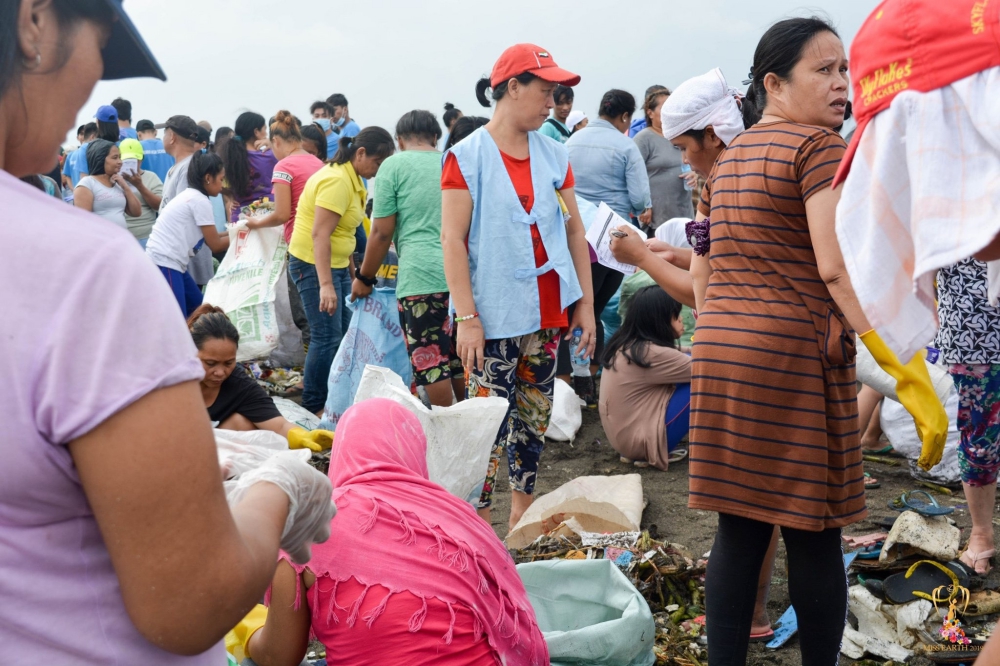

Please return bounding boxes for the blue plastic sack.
[319,287,412,428]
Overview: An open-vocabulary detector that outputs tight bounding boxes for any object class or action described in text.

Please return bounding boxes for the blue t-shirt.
[65,143,90,186]
[119,127,138,141]
[140,139,175,183]
[338,119,361,138]
[325,133,339,160]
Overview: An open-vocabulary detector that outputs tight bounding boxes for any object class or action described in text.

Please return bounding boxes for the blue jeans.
[289,256,352,413]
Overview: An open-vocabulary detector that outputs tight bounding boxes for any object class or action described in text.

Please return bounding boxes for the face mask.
[334,116,346,128]
[315,118,331,131]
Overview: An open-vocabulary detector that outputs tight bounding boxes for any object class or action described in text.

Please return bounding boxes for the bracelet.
[355,272,378,287]
[455,312,480,322]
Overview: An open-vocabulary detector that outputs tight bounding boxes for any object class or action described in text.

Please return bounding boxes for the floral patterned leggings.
[469,328,560,508]
[951,364,1000,486]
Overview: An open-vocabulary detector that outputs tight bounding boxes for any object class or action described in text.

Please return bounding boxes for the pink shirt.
[272,152,325,244]
[0,170,220,663]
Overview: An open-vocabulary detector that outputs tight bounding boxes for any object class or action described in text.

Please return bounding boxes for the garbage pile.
[510,526,708,666]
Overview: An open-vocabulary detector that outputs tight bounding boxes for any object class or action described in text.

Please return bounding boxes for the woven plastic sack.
[347,365,508,504]
[517,559,655,666]
[320,288,412,427]
[547,378,582,442]
[203,224,287,361]
[272,397,320,431]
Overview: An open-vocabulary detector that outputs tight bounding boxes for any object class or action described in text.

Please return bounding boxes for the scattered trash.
[247,361,303,396]
[880,511,960,563]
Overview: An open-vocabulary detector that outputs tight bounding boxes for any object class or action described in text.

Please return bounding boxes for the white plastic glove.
[225,451,336,564]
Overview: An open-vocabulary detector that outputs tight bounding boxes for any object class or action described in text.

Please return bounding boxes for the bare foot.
[509,490,534,532]
[961,528,996,575]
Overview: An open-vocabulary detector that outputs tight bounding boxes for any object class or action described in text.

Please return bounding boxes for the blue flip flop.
[900,489,954,516]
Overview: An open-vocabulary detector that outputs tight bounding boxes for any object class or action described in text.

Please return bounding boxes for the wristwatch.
[355,271,378,287]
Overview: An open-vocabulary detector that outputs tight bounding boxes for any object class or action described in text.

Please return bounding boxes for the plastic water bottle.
[681,163,694,191]
[570,327,590,377]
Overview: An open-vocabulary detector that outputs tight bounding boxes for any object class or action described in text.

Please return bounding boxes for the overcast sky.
[70,0,875,146]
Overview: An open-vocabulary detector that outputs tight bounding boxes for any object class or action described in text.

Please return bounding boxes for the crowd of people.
[3,0,1000,664]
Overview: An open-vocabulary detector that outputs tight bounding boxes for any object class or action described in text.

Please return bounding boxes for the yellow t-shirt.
[288,161,367,268]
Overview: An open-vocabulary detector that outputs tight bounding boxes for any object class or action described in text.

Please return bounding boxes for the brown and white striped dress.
[688,121,866,532]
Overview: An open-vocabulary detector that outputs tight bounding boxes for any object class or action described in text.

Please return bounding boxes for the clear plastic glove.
[287,427,334,452]
[225,451,335,564]
[859,330,948,470]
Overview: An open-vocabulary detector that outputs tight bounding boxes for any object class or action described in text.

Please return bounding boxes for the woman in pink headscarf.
[245,398,548,666]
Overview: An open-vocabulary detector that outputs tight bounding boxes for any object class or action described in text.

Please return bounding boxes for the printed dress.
[687,122,866,531]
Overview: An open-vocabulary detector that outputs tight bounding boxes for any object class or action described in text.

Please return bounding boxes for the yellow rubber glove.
[859,330,948,470]
[287,427,334,453]
[225,604,267,662]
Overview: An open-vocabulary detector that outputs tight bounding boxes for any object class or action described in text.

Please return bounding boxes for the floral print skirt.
[950,363,1000,486]
[398,292,463,387]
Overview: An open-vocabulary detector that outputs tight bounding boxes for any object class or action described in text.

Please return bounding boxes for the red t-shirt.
[272,152,325,244]
[442,151,574,330]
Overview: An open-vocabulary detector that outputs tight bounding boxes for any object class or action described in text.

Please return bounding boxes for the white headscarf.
[660,68,744,146]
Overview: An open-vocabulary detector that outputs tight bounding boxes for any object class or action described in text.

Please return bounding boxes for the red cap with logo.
[833,0,1000,187]
[489,44,581,88]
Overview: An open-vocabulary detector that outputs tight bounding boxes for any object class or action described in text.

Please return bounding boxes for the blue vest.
[448,128,583,339]
[140,139,175,183]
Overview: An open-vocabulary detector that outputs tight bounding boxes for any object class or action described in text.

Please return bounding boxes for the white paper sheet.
[585,202,637,276]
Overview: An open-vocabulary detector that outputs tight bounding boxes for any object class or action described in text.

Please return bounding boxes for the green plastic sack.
[517,559,655,666]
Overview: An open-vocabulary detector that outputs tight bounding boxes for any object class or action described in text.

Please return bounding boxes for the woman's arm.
[351,214,395,301]
[253,416,297,439]
[74,184,94,212]
[124,172,162,211]
[247,182,292,230]
[312,207,342,315]
[807,186,872,333]
[442,188,484,371]
[558,186,597,358]
[69,381,292,655]
[246,560,312,666]
[114,174,143,217]
[610,226,697,308]
[625,143,653,218]
[200,224,230,254]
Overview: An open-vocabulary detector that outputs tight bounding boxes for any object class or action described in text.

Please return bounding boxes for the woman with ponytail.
[223,111,278,222]
[288,127,396,415]
[441,44,595,529]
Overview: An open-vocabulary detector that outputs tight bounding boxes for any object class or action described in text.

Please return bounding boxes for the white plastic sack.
[506,474,645,549]
[351,366,508,504]
[856,342,955,404]
[204,224,287,362]
[272,397,320,431]
[215,428,305,480]
[518,559,656,666]
[268,268,305,367]
[547,378,582,442]
[881,393,961,484]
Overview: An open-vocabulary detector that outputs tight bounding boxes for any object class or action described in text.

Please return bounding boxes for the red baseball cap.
[489,44,581,88]
[833,0,1000,187]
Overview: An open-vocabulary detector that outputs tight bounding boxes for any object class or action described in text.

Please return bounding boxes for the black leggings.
[556,262,625,373]
[706,513,846,666]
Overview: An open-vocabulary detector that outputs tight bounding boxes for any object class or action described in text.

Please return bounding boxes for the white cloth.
[660,68,744,145]
[146,188,216,272]
[836,67,1000,362]
[654,217,693,249]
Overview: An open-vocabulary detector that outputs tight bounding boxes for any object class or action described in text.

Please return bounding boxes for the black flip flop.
[882,560,967,604]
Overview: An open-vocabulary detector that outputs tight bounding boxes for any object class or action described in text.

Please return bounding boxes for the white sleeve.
[193,194,217,227]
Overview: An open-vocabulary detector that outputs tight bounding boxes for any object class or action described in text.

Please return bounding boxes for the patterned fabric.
[935,259,1000,364]
[398,292,462,386]
[950,364,1000,486]
[469,329,560,507]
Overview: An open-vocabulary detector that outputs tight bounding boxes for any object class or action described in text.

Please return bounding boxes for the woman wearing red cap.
[441,44,595,529]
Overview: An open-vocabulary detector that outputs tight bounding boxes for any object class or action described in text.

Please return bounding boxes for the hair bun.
[444,102,455,111]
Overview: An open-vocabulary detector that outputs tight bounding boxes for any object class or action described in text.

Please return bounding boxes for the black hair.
[475,73,537,108]
[331,126,394,165]
[20,174,44,191]
[214,126,234,145]
[187,304,240,349]
[0,0,114,103]
[97,120,119,142]
[643,86,670,127]
[326,93,348,108]
[300,123,328,162]
[553,84,575,105]
[599,89,636,120]
[82,122,98,140]
[110,97,132,122]
[310,100,334,117]
[743,16,840,127]
[224,111,266,198]
[602,286,683,369]
[187,151,225,196]
[444,116,489,150]
[85,139,115,176]
[395,110,441,145]
[443,102,462,129]
[76,124,86,137]
[195,125,210,147]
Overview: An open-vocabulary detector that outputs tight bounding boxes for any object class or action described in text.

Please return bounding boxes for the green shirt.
[371,150,448,298]
[538,118,571,144]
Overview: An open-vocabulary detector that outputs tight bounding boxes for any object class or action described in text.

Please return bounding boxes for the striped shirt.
[688,121,866,531]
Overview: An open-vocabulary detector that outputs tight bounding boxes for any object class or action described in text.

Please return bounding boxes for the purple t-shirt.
[0,169,221,663]
[230,149,279,222]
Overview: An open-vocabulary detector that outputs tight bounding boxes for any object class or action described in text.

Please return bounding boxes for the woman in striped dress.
[687,18,875,665]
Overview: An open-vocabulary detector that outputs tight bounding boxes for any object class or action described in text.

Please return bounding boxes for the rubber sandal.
[901,489,954,516]
[855,541,885,559]
[863,444,896,455]
[887,496,907,512]
[668,448,688,464]
[881,560,964,604]
[864,472,881,489]
[749,629,774,643]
